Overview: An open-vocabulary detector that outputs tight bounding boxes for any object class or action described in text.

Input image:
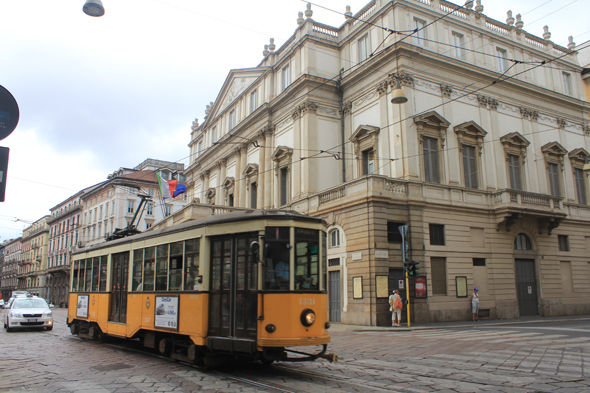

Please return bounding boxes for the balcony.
[48,264,70,274]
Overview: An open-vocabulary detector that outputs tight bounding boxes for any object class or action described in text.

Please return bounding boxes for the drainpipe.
[338,68,346,183]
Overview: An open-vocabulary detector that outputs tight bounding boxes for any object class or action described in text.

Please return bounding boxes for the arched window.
[329,229,340,248]
[514,233,532,250]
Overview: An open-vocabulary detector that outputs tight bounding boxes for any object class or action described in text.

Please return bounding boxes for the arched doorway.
[514,233,538,317]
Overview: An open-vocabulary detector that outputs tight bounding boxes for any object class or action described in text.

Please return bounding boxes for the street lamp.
[83,0,105,17]
[390,79,408,104]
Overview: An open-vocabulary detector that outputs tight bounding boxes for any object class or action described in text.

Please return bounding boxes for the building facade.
[46,192,85,305]
[1,238,22,301]
[179,0,590,325]
[19,217,49,298]
[81,166,187,249]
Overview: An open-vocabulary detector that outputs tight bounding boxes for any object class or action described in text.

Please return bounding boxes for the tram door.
[109,252,129,323]
[209,233,258,339]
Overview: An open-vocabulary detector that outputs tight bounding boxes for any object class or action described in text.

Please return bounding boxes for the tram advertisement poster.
[77,295,89,318]
[154,296,179,330]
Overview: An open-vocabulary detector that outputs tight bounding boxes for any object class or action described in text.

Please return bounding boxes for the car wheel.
[6,319,13,333]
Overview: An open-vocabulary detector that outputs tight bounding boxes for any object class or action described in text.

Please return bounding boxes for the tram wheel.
[261,359,274,366]
[70,323,79,335]
[89,325,99,340]
[158,338,172,357]
[187,344,198,363]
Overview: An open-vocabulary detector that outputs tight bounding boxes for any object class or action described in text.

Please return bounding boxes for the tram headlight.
[265,324,276,333]
[300,309,316,327]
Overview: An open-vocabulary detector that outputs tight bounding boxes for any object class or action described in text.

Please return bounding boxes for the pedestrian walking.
[470,287,479,321]
[389,289,403,327]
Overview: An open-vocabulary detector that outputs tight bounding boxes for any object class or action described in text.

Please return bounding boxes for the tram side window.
[72,260,80,291]
[321,232,327,291]
[294,228,320,291]
[99,256,107,291]
[184,238,200,290]
[156,244,169,291]
[264,227,290,290]
[169,242,183,290]
[144,247,155,291]
[133,249,144,291]
[92,257,100,291]
[85,260,92,291]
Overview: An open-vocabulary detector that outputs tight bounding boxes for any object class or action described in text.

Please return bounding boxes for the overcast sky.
[0,0,588,241]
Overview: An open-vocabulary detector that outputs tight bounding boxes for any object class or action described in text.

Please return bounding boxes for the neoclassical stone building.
[176,0,590,325]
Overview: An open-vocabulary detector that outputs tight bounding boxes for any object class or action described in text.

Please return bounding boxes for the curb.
[343,316,590,333]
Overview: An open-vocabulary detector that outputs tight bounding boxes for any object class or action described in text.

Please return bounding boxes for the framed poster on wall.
[353,276,363,299]
[376,276,389,298]
[456,276,468,298]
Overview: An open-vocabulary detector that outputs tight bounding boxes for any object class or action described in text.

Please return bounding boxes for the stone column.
[378,81,391,178]
[291,107,302,198]
[218,159,227,205]
[264,126,275,209]
[299,100,319,198]
[202,170,210,203]
[239,143,248,207]
[234,147,242,207]
[257,130,265,210]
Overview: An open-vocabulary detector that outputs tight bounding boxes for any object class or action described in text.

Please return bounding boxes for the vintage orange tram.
[67,210,336,365]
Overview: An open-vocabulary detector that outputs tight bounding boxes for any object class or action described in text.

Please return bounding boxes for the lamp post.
[83,0,105,17]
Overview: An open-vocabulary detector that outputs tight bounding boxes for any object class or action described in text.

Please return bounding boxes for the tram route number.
[299,298,315,306]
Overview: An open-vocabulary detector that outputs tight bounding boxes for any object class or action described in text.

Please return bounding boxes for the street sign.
[398,224,408,238]
[0,85,19,141]
[0,146,9,202]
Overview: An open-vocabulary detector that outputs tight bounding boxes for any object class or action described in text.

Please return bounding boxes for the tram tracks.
[73,335,562,393]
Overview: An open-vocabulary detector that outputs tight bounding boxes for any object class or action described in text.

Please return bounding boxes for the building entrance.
[515,259,538,317]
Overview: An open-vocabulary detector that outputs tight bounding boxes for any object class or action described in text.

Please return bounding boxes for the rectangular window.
[146,222,152,230]
[184,238,200,290]
[575,168,587,204]
[282,64,290,91]
[250,90,258,114]
[558,235,569,251]
[165,205,172,217]
[229,109,236,130]
[147,203,153,215]
[250,183,257,209]
[99,256,107,291]
[463,145,478,189]
[228,194,234,207]
[548,162,560,196]
[414,18,426,46]
[423,136,440,183]
[429,224,445,246]
[562,72,572,95]
[473,258,486,266]
[156,244,168,291]
[294,228,320,291]
[169,242,183,290]
[362,149,375,175]
[330,229,340,247]
[104,203,108,217]
[91,257,100,291]
[508,154,522,190]
[264,227,291,290]
[431,257,447,295]
[280,167,289,206]
[127,201,134,213]
[148,188,154,197]
[452,31,464,58]
[133,249,143,291]
[497,48,508,73]
[387,222,405,244]
[358,35,369,62]
[143,247,155,291]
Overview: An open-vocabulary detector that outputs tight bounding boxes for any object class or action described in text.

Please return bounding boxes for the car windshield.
[12,299,47,309]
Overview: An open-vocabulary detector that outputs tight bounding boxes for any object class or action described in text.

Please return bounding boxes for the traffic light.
[408,260,420,276]
[403,258,409,274]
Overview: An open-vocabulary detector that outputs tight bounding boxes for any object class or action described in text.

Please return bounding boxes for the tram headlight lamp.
[265,324,276,333]
[300,309,316,327]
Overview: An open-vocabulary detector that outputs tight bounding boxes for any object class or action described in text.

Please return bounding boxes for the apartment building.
[19,217,49,298]
[1,237,22,301]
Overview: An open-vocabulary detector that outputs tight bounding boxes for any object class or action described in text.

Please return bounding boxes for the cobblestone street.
[1,308,589,392]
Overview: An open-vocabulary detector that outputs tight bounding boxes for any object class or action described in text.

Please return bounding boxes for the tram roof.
[73,209,326,254]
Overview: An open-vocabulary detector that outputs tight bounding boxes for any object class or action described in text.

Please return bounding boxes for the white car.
[3,296,53,332]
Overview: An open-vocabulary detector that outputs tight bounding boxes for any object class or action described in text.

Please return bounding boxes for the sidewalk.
[328,314,590,333]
